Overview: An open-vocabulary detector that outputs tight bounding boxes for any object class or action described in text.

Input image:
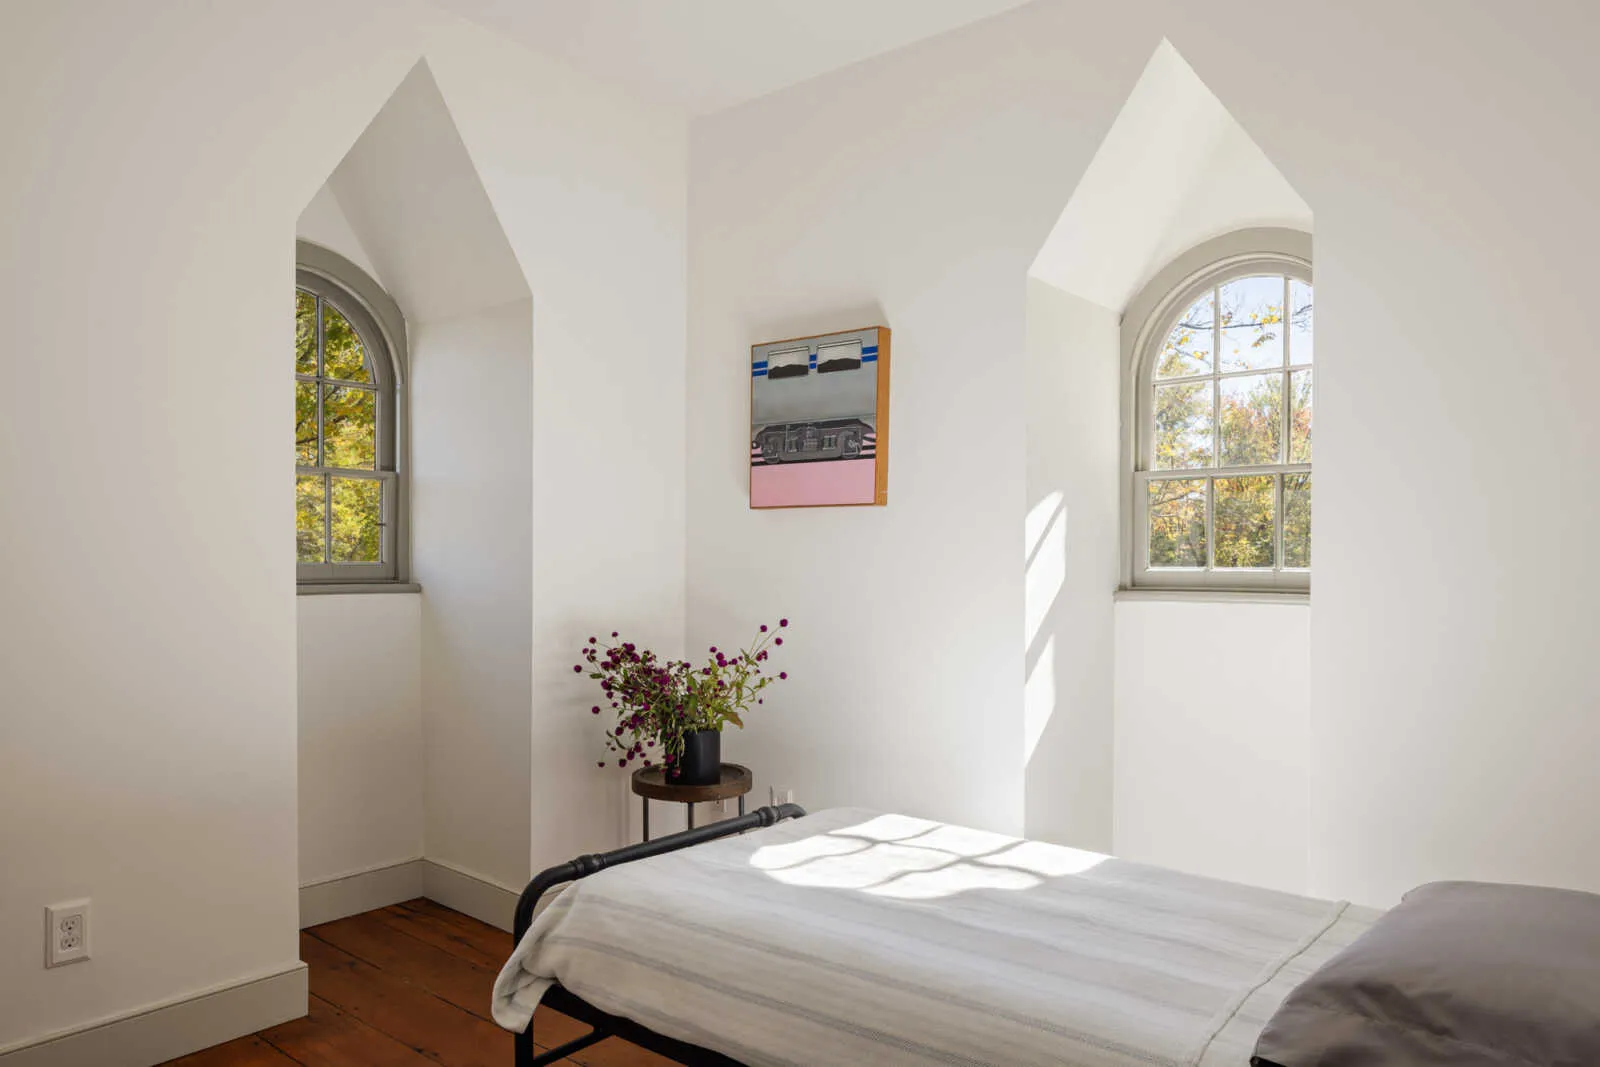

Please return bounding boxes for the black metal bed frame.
[512,802,807,1067]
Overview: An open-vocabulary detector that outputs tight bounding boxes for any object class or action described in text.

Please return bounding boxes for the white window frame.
[296,241,411,590]
[1121,228,1312,596]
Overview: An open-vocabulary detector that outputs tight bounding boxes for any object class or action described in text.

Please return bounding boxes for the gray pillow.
[1253,880,1600,1067]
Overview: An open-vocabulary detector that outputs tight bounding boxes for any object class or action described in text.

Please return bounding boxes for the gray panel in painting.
[752,327,880,427]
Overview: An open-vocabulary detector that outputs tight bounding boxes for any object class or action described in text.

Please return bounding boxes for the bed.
[494,805,1383,1066]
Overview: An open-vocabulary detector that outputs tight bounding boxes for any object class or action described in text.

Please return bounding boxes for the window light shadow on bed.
[749,814,1106,900]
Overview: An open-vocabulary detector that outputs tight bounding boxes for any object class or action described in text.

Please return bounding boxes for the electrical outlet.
[770,785,794,806]
[45,900,90,968]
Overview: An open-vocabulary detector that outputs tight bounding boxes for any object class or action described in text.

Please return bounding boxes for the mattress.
[494,808,1379,1066]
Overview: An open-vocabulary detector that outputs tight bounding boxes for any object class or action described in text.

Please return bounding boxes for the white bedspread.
[494,808,1378,1066]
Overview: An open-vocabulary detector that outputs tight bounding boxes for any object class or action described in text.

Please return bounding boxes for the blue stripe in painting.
[860,355,877,363]
[751,369,767,378]
[861,345,879,355]
[749,453,876,466]
[752,360,768,370]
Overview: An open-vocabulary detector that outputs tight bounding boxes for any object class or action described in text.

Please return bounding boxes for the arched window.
[295,242,407,587]
[1125,230,1312,593]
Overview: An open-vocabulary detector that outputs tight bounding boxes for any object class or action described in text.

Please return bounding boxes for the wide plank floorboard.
[159,901,670,1066]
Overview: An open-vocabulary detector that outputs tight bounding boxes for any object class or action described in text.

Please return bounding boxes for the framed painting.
[749,326,890,508]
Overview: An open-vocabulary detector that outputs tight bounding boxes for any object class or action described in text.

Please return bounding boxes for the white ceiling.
[431,0,1035,116]
[1029,41,1310,312]
[325,62,530,323]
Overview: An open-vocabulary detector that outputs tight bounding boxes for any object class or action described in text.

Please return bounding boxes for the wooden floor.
[162,899,670,1067]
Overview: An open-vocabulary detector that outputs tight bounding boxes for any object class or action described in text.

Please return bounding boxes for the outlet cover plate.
[45,900,90,967]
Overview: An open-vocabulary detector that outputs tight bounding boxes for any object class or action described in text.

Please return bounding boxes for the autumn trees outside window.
[1129,235,1312,593]
[295,253,404,586]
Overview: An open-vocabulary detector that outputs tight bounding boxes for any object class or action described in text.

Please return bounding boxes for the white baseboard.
[299,858,426,928]
[0,963,306,1067]
[422,858,520,932]
[1,860,516,1067]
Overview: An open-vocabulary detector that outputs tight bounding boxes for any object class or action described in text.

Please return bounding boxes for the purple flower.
[709,646,718,654]
[588,636,597,644]
[760,624,768,632]
[779,618,789,627]
[591,706,600,715]
[617,759,626,768]
[774,637,783,646]
[597,761,606,768]
[611,631,619,637]
[779,671,788,680]
[573,664,583,673]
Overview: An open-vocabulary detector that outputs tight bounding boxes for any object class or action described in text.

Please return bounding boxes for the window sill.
[1115,587,1308,605]
[298,582,421,596]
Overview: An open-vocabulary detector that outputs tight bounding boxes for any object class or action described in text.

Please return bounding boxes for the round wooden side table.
[630,763,753,841]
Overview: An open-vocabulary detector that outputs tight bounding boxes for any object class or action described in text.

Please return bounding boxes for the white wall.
[1166,0,1600,905]
[322,59,537,895]
[1028,37,1315,887]
[1023,280,1120,850]
[296,184,384,286]
[687,2,1163,835]
[413,301,534,891]
[297,595,424,885]
[691,0,1600,911]
[1143,119,1310,287]
[1114,600,1309,892]
[1029,41,1308,316]
[0,1,686,1055]
[294,188,427,897]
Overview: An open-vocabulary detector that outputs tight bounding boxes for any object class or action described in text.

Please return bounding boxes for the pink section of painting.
[751,460,876,507]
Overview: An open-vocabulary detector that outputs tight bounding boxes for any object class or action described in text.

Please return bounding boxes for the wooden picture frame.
[748,326,891,508]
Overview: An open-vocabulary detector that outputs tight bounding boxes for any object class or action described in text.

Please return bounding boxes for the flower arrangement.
[577,620,789,775]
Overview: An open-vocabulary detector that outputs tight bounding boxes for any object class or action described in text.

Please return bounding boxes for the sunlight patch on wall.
[1024,635,1056,764]
[1024,497,1066,649]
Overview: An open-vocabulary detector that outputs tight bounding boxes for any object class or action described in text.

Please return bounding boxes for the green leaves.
[582,625,788,770]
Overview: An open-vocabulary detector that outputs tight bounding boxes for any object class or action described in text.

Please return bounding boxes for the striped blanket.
[493,809,1378,1066]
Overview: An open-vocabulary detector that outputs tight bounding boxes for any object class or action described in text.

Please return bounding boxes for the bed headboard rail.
[513,802,807,942]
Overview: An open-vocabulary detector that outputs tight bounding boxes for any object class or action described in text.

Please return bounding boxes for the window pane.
[1214,475,1275,568]
[1156,292,1214,378]
[1148,478,1207,567]
[322,385,376,469]
[296,475,326,563]
[1290,368,1313,463]
[322,301,371,383]
[1153,381,1214,469]
[1289,278,1313,365]
[296,380,318,466]
[1283,472,1311,568]
[296,291,317,375]
[1219,372,1282,466]
[330,478,382,563]
[1218,275,1285,372]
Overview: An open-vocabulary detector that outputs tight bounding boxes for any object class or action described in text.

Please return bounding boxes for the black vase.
[671,729,721,786]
